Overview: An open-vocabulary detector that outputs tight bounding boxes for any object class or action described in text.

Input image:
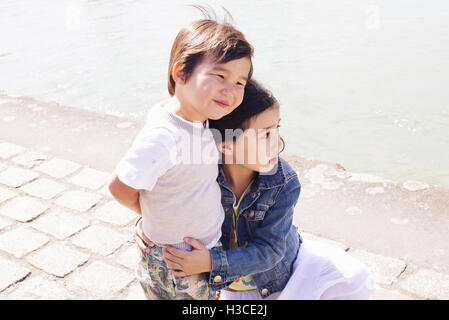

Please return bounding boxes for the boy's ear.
[172,61,186,84]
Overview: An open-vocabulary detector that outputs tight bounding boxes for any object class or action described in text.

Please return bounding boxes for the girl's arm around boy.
[161,172,301,290]
[208,175,301,289]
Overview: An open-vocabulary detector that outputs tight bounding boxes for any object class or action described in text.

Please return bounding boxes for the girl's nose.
[271,133,284,155]
[278,136,285,154]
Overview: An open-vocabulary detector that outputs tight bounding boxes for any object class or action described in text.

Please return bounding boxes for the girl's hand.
[162,238,212,277]
[134,218,154,255]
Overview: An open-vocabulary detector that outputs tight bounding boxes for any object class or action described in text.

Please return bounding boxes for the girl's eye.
[236,81,245,86]
[215,74,224,79]
[266,125,280,138]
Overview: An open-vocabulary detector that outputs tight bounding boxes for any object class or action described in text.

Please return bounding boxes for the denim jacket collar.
[217,156,288,191]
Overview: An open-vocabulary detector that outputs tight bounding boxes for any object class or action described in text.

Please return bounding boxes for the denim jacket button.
[261,288,269,295]
[213,275,222,283]
[248,210,255,218]
[251,192,256,198]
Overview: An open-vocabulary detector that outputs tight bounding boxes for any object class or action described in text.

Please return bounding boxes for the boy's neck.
[164,96,208,123]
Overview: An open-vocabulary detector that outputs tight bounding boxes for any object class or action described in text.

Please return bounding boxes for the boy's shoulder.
[132,101,179,151]
[144,100,203,134]
[144,100,171,126]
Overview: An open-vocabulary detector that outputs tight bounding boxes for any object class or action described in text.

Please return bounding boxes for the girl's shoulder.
[278,157,299,183]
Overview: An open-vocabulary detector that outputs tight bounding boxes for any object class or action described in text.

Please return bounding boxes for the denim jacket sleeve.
[209,174,301,289]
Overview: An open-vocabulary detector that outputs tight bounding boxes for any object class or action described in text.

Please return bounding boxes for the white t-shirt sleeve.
[114,125,177,191]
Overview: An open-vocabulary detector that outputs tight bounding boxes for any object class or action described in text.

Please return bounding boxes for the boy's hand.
[134,218,154,255]
[162,238,212,277]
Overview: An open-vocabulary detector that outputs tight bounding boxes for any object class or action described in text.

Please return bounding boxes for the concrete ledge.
[1,91,449,299]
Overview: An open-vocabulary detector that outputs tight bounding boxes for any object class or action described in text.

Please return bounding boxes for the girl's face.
[231,103,282,173]
[176,56,252,121]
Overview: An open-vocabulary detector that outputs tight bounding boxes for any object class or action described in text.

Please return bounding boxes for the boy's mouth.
[213,99,229,108]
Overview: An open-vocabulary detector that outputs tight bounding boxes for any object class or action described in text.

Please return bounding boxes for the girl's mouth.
[269,156,279,164]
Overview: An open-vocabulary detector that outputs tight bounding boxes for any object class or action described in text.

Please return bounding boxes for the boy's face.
[178,56,252,121]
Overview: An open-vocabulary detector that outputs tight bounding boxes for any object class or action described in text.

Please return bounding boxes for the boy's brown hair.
[167,9,254,96]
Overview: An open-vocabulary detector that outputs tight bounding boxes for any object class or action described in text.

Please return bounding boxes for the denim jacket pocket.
[246,203,269,222]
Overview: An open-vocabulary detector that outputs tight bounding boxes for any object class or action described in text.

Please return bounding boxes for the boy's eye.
[215,74,224,79]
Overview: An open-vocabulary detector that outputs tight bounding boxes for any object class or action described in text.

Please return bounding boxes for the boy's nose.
[221,82,233,96]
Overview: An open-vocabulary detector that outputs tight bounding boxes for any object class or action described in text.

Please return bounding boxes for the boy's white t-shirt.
[114,101,224,250]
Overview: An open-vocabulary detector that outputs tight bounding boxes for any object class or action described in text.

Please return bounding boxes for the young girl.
[135,80,377,300]
[109,14,253,300]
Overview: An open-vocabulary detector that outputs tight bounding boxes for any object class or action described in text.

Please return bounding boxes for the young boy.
[108,17,253,300]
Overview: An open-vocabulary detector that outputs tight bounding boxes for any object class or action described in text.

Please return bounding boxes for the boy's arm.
[108,174,142,215]
[109,126,177,216]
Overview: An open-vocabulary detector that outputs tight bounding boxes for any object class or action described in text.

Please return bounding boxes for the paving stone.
[31,209,90,240]
[0,142,26,160]
[114,243,141,270]
[92,201,137,226]
[11,151,48,169]
[4,274,71,299]
[123,280,146,300]
[398,269,449,300]
[71,225,128,255]
[68,167,110,190]
[369,287,416,300]
[26,242,90,277]
[35,158,81,178]
[65,261,134,299]
[55,190,102,212]
[20,178,66,199]
[0,196,49,222]
[0,255,31,292]
[348,249,406,286]
[0,226,49,258]
[0,167,40,187]
[301,231,349,250]
[0,186,17,204]
[98,184,113,198]
[0,216,14,231]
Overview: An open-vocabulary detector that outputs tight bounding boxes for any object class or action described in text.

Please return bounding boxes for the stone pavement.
[1,92,449,300]
[0,140,146,299]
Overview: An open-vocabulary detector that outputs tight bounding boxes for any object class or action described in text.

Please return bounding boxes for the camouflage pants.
[136,243,220,300]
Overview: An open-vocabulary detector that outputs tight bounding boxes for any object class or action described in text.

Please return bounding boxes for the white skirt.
[220,239,378,300]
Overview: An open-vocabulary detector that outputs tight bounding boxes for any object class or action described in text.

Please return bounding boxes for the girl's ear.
[172,61,186,84]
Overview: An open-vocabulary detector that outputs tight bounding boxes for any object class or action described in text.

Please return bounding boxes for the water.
[1,0,448,188]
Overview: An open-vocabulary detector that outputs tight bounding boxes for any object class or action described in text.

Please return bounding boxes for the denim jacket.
[209,157,302,298]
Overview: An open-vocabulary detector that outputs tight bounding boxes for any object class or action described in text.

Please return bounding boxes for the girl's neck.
[165,96,207,123]
[222,164,257,201]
